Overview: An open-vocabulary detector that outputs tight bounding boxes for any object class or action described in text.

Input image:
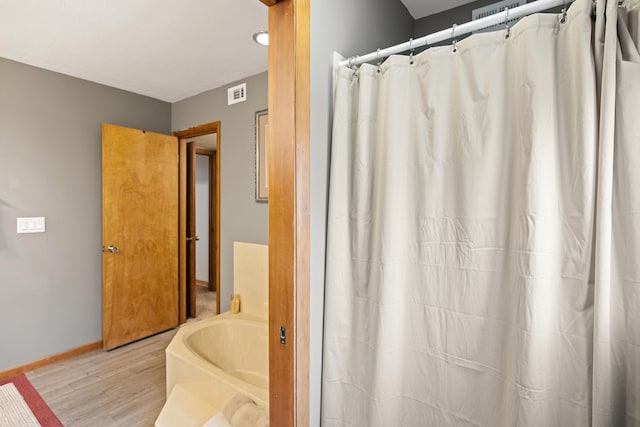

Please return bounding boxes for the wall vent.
[472,0,526,33]
[227,83,247,105]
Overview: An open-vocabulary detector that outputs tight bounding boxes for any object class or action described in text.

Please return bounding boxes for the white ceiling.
[399,0,478,19]
[0,0,268,103]
[188,133,217,151]
[0,1,473,103]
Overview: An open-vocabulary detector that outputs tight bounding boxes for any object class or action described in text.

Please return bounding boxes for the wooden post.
[265,0,310,425]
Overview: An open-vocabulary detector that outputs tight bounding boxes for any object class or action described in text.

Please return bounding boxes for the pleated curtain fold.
[322,0,640,425]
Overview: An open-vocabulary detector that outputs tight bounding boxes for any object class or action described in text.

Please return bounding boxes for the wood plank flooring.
[195,285,216,320]
[27,329,177,427]
[25,291,217,426]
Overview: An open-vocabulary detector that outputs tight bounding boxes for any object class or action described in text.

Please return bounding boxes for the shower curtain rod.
[339,0,575,67]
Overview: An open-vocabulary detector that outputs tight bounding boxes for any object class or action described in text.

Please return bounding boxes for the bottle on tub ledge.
[230,294,241,314]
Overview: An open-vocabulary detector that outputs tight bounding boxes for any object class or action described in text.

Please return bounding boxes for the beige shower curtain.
[322,0,640,425]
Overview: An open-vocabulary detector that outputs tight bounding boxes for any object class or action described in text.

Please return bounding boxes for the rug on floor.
[0,374,63,427]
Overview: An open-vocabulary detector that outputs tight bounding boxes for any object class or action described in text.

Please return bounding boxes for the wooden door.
[102,124,179,350]
[186,142,197,318]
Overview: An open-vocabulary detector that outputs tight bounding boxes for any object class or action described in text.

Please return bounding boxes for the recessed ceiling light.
[252,31,269,46]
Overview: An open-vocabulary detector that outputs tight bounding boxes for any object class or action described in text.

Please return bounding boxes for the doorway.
[175,122,221,323]
[192,146,216,319]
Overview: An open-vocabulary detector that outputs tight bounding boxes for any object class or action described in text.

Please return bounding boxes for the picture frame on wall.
[255,109,268,202]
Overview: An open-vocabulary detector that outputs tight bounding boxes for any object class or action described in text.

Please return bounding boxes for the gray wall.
[310,1,414,425]
[414,0,502,37]
[414,0,556,39]
[0,57,171,372]
[172,71,268,314]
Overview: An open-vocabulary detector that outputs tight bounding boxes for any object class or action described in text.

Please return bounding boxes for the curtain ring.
[350,56,359,77]
[451,24,458,53]
[376,48,382,73]
[409,38,415,65]
[559,1,568,23]
[504,7,511,39]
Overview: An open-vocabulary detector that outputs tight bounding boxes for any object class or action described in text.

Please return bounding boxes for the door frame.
[260,0,310,425]
[186,141,197,318]
[175,122,222,322]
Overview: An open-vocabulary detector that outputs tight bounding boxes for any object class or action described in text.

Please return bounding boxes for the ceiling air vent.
[472,0,526,33]
[227,83,247,105]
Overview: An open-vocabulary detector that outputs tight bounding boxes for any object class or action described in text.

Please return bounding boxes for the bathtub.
[157,312,268,427]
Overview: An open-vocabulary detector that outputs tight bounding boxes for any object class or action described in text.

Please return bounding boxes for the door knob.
[186,235,200,242]
[107,245,120,253]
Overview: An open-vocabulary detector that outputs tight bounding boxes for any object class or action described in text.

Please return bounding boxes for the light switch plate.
[17,217,46,234]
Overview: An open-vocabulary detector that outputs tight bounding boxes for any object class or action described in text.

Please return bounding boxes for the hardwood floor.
[193,284,216,321]
[25,288,216,426]
[27,329,177,427]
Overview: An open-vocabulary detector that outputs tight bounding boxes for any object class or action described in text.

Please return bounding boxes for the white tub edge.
[165,311,269,408]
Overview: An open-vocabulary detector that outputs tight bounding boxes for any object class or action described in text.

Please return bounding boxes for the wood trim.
[214,132,221,315]
[259,0,278,5]
[179,139,187,324]
[196,280,209,287]
[174,122,221,322]
[209,152,216,297]
[0,341,102,381]
[268,0,310,425]
[187,142,197,319]
[174,122,219,139]
[268,0,295,422]
[294,1,310,426]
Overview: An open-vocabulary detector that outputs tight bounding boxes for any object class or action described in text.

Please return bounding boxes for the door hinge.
[279,326,286,345]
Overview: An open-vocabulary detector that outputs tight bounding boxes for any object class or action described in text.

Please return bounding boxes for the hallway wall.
[172,71,268,313]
